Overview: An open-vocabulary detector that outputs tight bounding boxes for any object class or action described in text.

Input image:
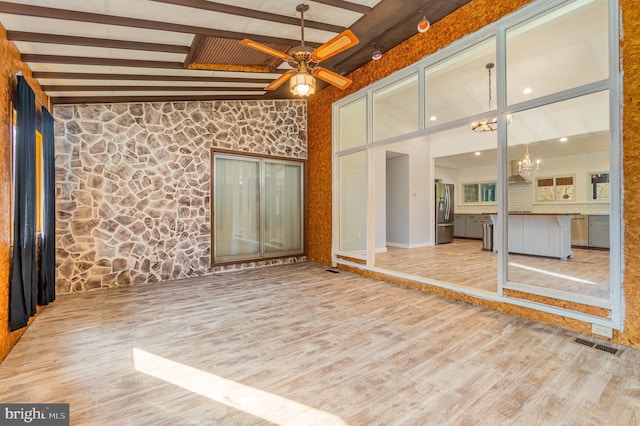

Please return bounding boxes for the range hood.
[508,160,532,184]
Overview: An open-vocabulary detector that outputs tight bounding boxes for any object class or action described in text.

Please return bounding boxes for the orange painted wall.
[0,23,49,362]
[307,0,640,347]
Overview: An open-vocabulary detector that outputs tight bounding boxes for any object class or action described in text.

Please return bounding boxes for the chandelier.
[471,117,498,132]
[470,62,511,132]
[518,144,541,176]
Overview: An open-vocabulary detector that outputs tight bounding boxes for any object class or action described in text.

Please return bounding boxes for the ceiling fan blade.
[310,30,359,62]
[265,70,296,90]
[312,67,352,90]
[239,39,292,61]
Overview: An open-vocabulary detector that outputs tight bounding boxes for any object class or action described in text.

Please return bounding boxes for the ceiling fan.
[239,3,359,96]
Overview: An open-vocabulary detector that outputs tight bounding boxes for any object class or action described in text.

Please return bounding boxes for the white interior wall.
[374,136,431,248]
[374,149,387,252]
[386,155,410,246]
[407,138,431,246]
[430,127,497,158]
[434,166,459,185]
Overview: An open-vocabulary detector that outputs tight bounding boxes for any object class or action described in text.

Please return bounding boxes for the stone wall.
[54,100,307,293]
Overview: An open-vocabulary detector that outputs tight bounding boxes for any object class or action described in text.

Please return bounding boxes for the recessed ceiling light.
[523,87,533,95]
[430,115,437,121]
[560,137,568,142]
[474,151,481,156]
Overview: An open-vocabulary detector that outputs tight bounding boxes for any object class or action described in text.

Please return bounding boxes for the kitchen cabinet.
[589,215,610,248]
[454,215,466,237]
[466,215,490,239]
[488,213,576,260]
[454,214,491,239]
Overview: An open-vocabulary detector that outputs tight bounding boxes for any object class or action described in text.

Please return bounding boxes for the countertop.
[481,212,582,215]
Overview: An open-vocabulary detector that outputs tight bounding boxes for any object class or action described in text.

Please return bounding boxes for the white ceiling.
[435,131,610,170]
[2,0,473,104]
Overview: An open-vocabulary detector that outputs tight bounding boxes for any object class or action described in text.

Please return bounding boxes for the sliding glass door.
[264,162,302,254]
[214,156,260,260]
[213,152,303,263]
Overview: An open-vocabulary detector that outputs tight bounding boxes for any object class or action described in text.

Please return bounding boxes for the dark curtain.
[9,76,37,331]
[38,108,56,306]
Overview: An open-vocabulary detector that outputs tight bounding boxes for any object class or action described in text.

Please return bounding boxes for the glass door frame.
[212,150,305,264]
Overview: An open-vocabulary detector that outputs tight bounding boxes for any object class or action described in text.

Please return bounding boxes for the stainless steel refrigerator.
[435,183,454,244]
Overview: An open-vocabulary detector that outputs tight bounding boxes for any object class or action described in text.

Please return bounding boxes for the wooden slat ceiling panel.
[190,36,289,68]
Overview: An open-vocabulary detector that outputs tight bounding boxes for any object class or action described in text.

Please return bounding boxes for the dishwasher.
[571,215,588,247]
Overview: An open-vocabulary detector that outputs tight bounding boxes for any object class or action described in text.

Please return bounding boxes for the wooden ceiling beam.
[0,1,316,47]
[6,31,189,54]
[311,0,372,15]
[42,85,261,92]
[32,71,275,83]
[22,54,185,69]
[51,94,264,104]
[148,0,345,33]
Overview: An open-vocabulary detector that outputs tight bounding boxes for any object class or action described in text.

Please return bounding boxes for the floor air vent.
[325,269,339,273]
[594,344,620,355]
[574,338,596,348]
[574,338,621,356]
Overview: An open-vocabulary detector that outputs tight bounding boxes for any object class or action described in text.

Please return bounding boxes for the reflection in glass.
[215,157,260,259]
[507,91,610,302]
[339,151,367,254]
[506,0,609,105]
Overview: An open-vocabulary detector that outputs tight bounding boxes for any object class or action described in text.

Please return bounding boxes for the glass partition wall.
[506,92,611,307]
[332,0,620,327]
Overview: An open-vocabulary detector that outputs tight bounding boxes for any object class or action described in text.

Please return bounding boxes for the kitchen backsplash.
[455,182,610,215]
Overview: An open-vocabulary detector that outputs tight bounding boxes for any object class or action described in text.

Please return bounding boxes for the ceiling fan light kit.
[290,61,316,96]
[239,3,359,97]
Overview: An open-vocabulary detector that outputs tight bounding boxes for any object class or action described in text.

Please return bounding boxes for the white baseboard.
[386,241,432,249]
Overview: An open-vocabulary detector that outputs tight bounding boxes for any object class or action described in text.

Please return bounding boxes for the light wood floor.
[375,239,610,299]
[0,262,636,425]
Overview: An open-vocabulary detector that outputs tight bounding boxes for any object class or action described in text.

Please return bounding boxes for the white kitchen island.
[488,213,578,260]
